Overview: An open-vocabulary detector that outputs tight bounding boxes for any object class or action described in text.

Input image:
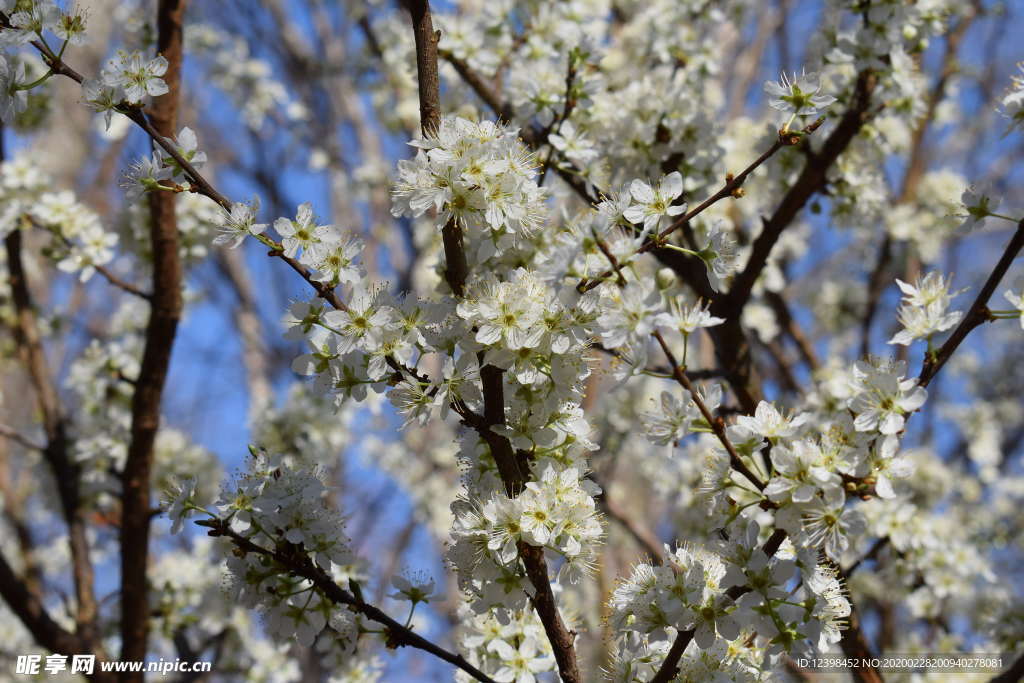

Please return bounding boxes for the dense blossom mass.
[0,1,1023,682]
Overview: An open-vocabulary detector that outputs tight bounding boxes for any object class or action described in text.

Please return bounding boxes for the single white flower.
[764,70,836,129]
[655,297,725,336]
[119,152,173,202]
[164,477,198,534]
[957,183,1001,232]
[160,126,207,178]
[102,51,169,103]
[623,172,686,233]
[389,571,435,604]
[214,197,267,248]
[850,359,927,435]
[0,59,28,123]
[273,202,336,260]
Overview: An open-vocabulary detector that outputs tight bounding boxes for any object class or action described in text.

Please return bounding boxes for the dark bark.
[119,0,188,671]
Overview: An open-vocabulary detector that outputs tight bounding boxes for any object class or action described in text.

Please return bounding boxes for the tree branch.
[4,224,103,657]
[919,220,1024,387]
[0,552,84,658]
[723,69,877,312]
[0,423,46,452]
[201,519,497,683]
[403,4,581,679]
[120,0,187,671]
[652,330,766,490]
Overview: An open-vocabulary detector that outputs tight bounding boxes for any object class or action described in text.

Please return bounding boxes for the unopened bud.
[656,267,677,290]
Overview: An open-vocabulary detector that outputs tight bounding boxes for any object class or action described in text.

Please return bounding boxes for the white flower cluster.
[888,272,964,346]
[0,2,85,121]
[455,607,555,683]
[96,0,1023,677]
[606,521,852,679]
[100,50,168,103]
[80,51,169,127]
[862,495,997,621]
[634,356,926,607]
[187,23,305,130]
[64,298,221,512]
[197,451,359,650]
[0,154,117,281]
[451,463,602,600]
[0,1,86,48]
[274,203,364,286]
[884,169,965,261]
[999,61,1024,133]
[391,116,547,263]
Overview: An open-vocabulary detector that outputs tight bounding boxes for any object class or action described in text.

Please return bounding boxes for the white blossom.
[102,50,170,103]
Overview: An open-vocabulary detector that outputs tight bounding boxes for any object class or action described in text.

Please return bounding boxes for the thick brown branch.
[0,553,84,657]
[650,629,695,683]
[403,5,580,678]
[404,0,442,136]
[404,2,469,299]
[518,542,582,682]
[5,229,102,656]
[119,0,187,671]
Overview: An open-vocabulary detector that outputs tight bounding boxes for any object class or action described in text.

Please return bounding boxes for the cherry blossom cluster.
[0,153,117,280]
[65,298,221,511]
[166,450,360,651]
[4,0,1024,680]
[606,523,852,681]
[455,607,555,682]
[187,22,306,130]
[391,116,547,266]
[888,272,964,347]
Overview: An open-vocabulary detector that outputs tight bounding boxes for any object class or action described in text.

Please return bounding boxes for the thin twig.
[578,132,796,293]
[652,330,766,491]
[919,220,1024,387]
[201,519,497,683]
[0,424,46,452]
